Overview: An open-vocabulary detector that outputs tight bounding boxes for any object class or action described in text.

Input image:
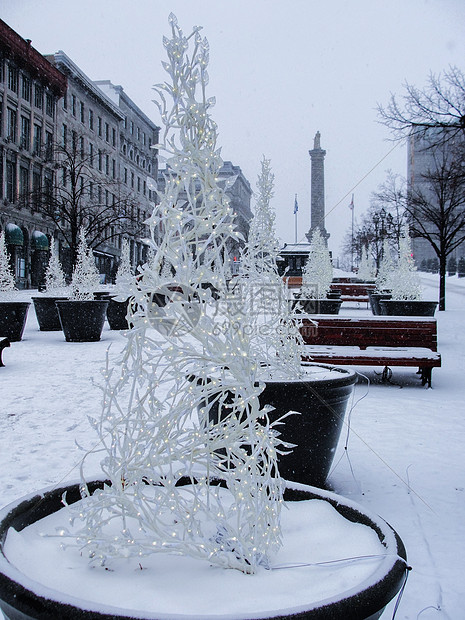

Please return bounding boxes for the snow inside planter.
[0,302,30,342]
[0,479,408,620]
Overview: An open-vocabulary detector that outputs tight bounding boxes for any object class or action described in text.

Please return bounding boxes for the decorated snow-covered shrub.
[70,228,100,301]
[390,228,422,301]
[44,241,68,296]
[70,15,283,575]
[300,228,333,299]
[0,230,16,299]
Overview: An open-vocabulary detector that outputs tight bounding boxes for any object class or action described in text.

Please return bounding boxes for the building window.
[112,127,116,147]
[33,124,42,156]
[44,173,53,203]
[143,180,146,196]
[89,142,94,167]
[89,181,93,198]
[105,189,109,206]
[8,64,19,92]
[34,84,44,109]
[62,123,67,149]
[142,132,146,146]
[62,93,67,110]
[22,75,32,102]
[80,101,85,123]
[105,153,109,175]
[45,131,53,160]
[79,136,85,159]
[72,130,77,154]
[62,166,67,187]
[136,127,140,141]
[98,150,103,171]
[124,116,128,129]
[112,158,116,179]
[72,94,76,116]
[98,117,102,137]
[131,171,134,188]
[105,122,109,142]
[46,93,54,118]
[19,166,29,205]
[124,167,128,184]
[20,115,30,150]
[130,120,134,135]
[7,108,17,142]
[89,108,94,130]
[6,161,16,202]
[137,176,141,192]
[32,170,41,208]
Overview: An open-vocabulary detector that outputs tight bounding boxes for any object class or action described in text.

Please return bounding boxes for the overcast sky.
[3,0,465,259]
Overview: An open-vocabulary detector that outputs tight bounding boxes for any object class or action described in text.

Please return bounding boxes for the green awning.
[5,224,24,246]
[32,231,50,250]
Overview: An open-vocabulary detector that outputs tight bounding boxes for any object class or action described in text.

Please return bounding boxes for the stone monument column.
[306,131,330,243]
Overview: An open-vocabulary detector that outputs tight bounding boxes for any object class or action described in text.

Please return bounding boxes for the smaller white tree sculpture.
[357,246,376,281]
[239,156,305,380]
[0,230,16,299]
[70,228,100,301]
[114,237,133,293]
[390,228,422,300]
[375,240,395,292]
[44,241,68,296]
[301,228,333,299]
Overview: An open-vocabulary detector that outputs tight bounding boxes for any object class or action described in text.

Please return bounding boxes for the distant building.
[94,80,159,269]
[408,127,465,270]
[157,160,252,269]
[0,18,67,288]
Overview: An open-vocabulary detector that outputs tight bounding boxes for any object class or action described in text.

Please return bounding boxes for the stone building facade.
[0,18,67,288]
[94,80,159,269]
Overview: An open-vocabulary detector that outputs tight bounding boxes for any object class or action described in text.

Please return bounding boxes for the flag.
[294,195,298,214]
[348,195,354,210]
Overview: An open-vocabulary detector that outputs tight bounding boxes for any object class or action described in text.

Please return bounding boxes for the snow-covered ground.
[0,273,463,619]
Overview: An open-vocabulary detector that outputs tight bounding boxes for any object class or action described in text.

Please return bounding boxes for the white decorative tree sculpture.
[390,227,422,300]
[239,157,305,380]
[375,239,395,292]
[70,228,100,300]
[44,241,68,296]
[114,237,132,293]
[0,231,16,298]
[73,15,283,574]
[301,228,333,299]
[357,246,376,281]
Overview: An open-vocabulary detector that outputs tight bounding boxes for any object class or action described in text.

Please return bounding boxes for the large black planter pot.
[293,299,342,315]
[260,364,357,487]
[379,299,438,317]
[0,479,408,620]
[106,297,132,330]
[205,364,357,488]
[55,300,109,342]
[0,302,30,342]
[368,292,392,316]
[32,297,68,331]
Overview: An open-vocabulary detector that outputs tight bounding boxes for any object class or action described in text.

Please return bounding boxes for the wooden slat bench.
[330,283,376,306]
[0,337,10,367]
[299,315,441,387]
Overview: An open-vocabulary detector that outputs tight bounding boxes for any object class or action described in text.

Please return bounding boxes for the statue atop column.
[306,131,330,244]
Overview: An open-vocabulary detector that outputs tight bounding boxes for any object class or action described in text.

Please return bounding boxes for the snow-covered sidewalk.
[1,273,464,618]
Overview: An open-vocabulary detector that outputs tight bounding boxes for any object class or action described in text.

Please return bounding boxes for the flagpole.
[350,193,354,272]
[294,194,298,243]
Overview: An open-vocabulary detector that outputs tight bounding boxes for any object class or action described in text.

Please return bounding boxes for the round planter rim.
[0,477,407,620]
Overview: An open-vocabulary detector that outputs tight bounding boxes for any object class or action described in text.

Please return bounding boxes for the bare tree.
[378,66,465,146]
[35,140,146,274]
[407,143,465,310]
